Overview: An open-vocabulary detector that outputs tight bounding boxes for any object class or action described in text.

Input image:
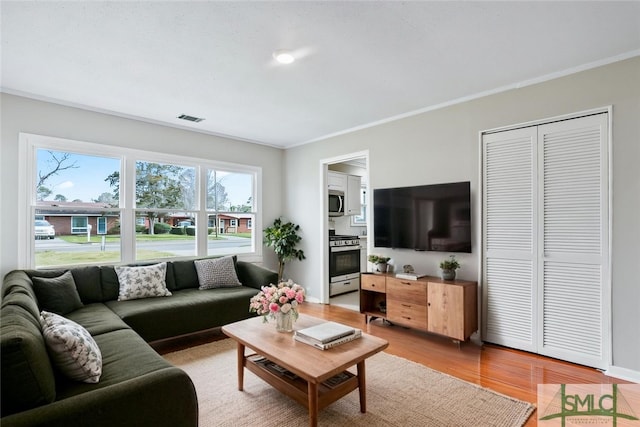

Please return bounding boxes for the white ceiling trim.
[295,49,640,148]
[0,87,282,149]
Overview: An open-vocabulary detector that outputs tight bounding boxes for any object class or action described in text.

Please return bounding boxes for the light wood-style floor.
[154,302,629,427]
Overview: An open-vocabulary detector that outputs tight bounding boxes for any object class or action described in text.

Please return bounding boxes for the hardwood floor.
[154,303,630,427]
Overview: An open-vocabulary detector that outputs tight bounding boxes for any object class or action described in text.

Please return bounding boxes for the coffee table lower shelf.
[245,355,359,411]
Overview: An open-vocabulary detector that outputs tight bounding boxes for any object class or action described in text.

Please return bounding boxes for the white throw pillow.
[40,311,102,383]
[194,256,242,289]
[115,262,172,301]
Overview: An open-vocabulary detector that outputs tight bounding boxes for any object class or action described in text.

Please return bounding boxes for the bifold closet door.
[482,113,609,369]
[537,114,609,369]
[482,127,538,352]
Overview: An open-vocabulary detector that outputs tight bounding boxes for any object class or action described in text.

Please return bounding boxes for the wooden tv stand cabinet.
[360,273,477,342]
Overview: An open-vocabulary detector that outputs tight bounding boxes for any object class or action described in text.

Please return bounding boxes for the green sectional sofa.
[1,257,278,427]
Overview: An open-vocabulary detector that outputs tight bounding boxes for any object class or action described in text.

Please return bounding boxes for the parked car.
[35,220,55,239]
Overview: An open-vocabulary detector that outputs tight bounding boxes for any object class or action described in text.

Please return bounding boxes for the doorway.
[320,151,369,311]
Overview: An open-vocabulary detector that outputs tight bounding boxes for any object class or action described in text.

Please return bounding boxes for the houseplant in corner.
[263,218,306,281]
[439,255,460,280]
[368,254,391,273]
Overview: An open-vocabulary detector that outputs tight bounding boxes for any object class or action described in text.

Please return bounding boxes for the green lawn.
[36,249,175,266]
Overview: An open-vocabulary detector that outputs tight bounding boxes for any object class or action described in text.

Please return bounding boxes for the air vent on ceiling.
[177,114,205,123]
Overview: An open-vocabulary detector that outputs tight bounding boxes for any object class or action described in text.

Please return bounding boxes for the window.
[21,133,262,268]
[97,217,107,235]
[71,216,88,234]
[206,169,255,256]
[351,186,367,226]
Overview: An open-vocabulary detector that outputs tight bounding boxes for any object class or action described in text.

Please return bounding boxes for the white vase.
[275,310,295,332]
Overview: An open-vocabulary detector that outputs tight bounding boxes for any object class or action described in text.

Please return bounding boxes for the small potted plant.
[368,254,391,273]
[439,255,460,280]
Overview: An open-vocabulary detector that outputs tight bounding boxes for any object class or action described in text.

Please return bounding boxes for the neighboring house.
[169,213,253,234]
[36,201,119,235]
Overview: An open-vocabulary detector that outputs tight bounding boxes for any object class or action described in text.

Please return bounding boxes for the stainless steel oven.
[329,234,361,296]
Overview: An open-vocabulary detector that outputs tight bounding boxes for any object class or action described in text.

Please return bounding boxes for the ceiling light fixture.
[273,50,295,65]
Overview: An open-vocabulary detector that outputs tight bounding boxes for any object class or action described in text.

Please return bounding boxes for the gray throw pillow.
[194,256,242,289]
[32,271,84,315]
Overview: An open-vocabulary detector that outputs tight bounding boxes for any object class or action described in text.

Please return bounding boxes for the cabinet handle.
[401,281,411,285]
[427,302,431,306]
[401,304,411,308]
[402,316,412,320]
[371,284,376,287]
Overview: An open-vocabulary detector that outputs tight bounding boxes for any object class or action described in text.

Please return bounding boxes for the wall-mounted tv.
[373,181,471,252]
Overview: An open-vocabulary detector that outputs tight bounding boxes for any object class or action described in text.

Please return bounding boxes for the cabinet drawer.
[361,274,386,293]
[386,277,427,302]
[387,300,427,330]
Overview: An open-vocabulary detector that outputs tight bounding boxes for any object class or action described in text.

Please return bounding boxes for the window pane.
[135,211,196,260]
[35,210,121,268]
[207,214,254,256]
[206,170,253,211]
[136,161,196,209]
[36,149,119,205]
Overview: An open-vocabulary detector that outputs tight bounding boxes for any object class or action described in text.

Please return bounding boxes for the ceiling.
[2,2,639,148]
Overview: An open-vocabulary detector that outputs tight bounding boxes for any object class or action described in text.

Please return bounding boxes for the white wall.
[283,57,640,374]
[0,93,284,277]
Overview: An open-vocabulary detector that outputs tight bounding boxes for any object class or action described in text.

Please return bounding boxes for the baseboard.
[605,365,640,383]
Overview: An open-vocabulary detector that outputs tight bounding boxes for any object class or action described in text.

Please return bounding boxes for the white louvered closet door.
[482,113,609,369]
[537,114,609,368]
[482,127,537,352]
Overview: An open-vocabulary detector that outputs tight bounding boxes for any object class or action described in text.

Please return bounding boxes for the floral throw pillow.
[40,311,102,383]
[115,262,172,301]
[194,256,242,290]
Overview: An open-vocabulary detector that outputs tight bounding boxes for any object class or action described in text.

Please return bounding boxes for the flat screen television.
[373,181,471,252]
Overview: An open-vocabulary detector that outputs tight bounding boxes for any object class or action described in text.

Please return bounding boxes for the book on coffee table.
[295,321,356,344]
[294,329,362,350]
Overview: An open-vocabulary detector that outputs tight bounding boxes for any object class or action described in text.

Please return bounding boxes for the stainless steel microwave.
[328,190,344,216]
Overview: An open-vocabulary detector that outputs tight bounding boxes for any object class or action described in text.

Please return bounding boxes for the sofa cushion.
[65,303,131,337]
[32,271,84,315]
[54,328,174,399]
[1,302,57,417]
[41,311,102,384]
[69,266,103,303]
[105,286,258,342]
[115,263,172,301]
[194,256,242,289]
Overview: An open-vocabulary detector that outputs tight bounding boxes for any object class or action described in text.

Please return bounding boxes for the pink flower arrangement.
[249,280,305,322]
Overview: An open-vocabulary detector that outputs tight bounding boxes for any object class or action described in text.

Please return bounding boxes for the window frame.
[19,133,263,268]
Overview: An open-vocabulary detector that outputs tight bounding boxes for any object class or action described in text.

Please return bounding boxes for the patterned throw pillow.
[40,311,102,383]
[194,256,242,290]
[115,262,172,301]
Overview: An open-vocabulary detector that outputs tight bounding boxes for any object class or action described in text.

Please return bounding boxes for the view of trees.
[36,151,78,201]
[38,151,251,236]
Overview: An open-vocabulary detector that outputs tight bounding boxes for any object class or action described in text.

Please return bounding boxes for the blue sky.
[37,150,252,206]
[37,150,117,202]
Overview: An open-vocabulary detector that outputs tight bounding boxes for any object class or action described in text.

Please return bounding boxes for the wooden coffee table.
[222,314,388,427]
